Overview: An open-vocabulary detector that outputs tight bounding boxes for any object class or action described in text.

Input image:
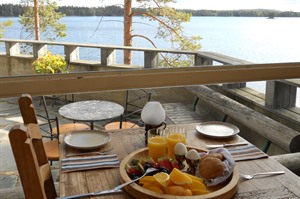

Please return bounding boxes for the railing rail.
[0,39,299,109]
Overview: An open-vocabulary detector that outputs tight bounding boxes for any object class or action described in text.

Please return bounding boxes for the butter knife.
[206,142,248,149]
[56,189,123,199]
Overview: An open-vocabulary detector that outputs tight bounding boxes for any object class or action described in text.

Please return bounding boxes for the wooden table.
[59,123,300,198]
[58,100,124,130]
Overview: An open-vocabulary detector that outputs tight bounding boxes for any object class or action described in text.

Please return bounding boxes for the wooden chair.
[18,94,59,161]
[105,89,152,130]
[9,123,57,199]
[40,96,90,136]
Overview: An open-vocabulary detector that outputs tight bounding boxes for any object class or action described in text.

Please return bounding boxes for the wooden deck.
[162,103,213,124]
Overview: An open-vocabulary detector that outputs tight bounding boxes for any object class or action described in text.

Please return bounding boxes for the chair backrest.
[125,89,152,114]
[18,94,38,125]
[9,123,57,199]
[19,94,58,138]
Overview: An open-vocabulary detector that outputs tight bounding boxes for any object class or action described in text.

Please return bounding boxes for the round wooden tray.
[119,147,239,199]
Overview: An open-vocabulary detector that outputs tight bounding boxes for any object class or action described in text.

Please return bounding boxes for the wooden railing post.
[32,43,47,58]
[101,48,116,66]
[5,41,20,56]
[194,54,212,66]
[265,80,296,109]
[64,46,79,62]
[144,51,159,68]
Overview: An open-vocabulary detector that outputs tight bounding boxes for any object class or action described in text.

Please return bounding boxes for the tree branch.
[131,34,172,66]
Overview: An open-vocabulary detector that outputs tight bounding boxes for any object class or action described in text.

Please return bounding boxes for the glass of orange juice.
[166,126,187,159]
[147,129,167,162]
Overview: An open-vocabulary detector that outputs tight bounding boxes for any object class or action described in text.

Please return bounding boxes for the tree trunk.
[34,0,40,40]
[124,0,132,65]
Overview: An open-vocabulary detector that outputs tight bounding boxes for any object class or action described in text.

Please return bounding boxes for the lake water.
[1,16,299,106]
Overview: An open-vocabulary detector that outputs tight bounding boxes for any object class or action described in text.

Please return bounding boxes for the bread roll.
[198,153,225,179]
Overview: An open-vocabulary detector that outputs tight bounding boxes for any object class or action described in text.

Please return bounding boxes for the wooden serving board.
[119,147,239,199]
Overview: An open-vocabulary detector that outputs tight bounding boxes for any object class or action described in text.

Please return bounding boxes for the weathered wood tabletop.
[59,123,300,198]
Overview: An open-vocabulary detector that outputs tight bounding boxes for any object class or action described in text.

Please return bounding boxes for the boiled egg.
[186,149,200,160]
[174,142,187,156]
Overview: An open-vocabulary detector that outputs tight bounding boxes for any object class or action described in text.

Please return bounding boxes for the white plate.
[64,130,111,150]
[196,121,240,139]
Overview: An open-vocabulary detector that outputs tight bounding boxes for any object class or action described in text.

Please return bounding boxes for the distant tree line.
[0,3,299,17]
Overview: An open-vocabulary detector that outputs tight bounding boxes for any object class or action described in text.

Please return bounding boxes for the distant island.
[0,3,299,17]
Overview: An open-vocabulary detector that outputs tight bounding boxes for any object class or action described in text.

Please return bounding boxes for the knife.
[206,142,248,149]
[56,189,123,199]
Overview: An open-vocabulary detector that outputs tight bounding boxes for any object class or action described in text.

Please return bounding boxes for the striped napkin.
[61,154,119,172]
[228,145,268,161]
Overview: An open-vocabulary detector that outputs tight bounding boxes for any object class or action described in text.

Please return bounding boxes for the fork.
[66,148,113,157]
[240,171,285,180]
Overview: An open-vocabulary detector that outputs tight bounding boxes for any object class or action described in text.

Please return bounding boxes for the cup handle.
[161,121,167,129]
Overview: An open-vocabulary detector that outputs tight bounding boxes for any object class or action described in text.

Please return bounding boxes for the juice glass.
[147,129,167,162]
[166,126,187,159]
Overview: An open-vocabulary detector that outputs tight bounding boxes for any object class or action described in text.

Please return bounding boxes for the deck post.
[144,51,159,68]
[64,46,79,62]
[194,54,212,66]
[101,48,116,66]
[222,82,246,89]
[265,80,296,109]
[5,41,20,56]
[32,43,47,58]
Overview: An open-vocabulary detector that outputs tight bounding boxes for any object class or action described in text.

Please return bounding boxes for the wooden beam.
[1,62,299,98]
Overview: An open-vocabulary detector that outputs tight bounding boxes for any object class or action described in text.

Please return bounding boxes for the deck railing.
[0,39,299,110]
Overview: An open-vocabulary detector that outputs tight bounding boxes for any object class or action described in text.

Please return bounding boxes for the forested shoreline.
[0,3,299,17]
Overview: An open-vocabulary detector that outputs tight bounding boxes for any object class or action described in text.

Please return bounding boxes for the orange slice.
[143,183,164,194]
[139,176,157,185]
[186,179,206,190]
[139,176,162,188]
[169,168,192,185]
[165,186,193,196]
[184,173,204,183]
[190,189,210,195]
[153,172,170,187]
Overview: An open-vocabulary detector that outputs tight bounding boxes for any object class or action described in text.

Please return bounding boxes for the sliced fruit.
[184,173,204,183]
[157,156,172,171]
[142,156,158,168]
[190,189,210,195]
[169,168,192,185]
[153,172,170,187]
[139,176,157,185]
[137,162,145,174]
[130,159,140,166]
[170,159,179,170]
[186,179,206,190]
[125,163,142,176]
[165,186,193,196]
[143,184,164,194]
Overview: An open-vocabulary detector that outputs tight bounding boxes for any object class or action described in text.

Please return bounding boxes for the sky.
[1,0,300,12]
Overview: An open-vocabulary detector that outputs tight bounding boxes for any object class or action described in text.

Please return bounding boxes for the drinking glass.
[147,129,167,162]
[165,126,187,159]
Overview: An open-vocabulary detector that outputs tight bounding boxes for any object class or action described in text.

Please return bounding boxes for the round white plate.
[196,121,240,139]
[64,130,111,150]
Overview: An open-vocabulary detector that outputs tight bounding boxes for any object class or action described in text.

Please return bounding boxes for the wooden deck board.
[162,103,209,124]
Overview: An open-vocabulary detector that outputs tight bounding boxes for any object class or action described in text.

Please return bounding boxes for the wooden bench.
[209,84,300,132]
[187,85,300,153]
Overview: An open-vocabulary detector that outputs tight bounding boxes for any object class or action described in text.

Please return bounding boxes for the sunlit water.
[1,16,299,106]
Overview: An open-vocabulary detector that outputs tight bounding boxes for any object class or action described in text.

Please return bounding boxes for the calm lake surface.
[1,16,299,106]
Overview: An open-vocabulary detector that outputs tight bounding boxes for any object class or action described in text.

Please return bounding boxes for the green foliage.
[134,0,201,67]
[19,0,66,41]
[32,51,68,74]
[1,4,300,17]
[0,20,13,38]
